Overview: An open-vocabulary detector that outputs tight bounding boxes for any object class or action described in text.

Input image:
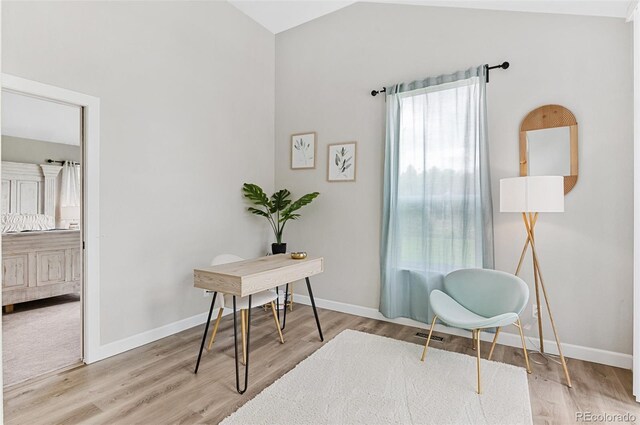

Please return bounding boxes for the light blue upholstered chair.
[420,269,531,394]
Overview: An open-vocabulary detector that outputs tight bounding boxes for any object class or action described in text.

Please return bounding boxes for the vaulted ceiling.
[229,0,635,34]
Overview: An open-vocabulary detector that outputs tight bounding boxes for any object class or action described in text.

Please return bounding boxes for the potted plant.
[242,183,319,254]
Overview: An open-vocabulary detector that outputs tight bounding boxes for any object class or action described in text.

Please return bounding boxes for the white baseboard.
[88,310,219,363]
[85,294,631,370]
[86,300,290,364]
[295,294,633,370]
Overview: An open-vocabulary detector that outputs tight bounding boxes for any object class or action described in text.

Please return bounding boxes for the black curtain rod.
[46,159,80,165]
[484,61,510,83]
[370,61,510,96]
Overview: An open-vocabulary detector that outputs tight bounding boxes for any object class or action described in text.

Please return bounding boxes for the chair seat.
[223,290,278,310]
[430,290,518,329]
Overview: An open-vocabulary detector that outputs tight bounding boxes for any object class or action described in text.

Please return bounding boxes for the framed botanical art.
[327,142,357,182]
[291,132,316,169]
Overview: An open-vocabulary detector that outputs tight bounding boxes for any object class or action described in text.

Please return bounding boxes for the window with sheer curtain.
[380,66,494,322]
[397,80,481,270]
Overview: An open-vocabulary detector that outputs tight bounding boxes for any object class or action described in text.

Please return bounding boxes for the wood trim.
[519,131,528,176]
[290,131,317,170]
[519,104,578,194]
[520,104,577,131]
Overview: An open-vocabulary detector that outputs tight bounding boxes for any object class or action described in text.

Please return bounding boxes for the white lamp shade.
[500,176,564,213]
[60,206,80,221]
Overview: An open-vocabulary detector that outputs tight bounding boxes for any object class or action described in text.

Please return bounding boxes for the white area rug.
[222,329,532,425]
[3,295,81,386]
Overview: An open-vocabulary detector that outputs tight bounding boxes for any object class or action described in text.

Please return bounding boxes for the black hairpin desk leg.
[194,292,218,374]
[233,295,252,394]
[282,283,289,331]
[275,286,280,322]
[305,277,323,341]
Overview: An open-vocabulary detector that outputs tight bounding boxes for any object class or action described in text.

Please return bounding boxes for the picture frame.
[327,142,357,182]
[290,132,316,169]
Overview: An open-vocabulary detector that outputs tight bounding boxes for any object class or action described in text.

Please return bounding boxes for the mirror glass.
[519,104,578,194]
[526,127,571,176]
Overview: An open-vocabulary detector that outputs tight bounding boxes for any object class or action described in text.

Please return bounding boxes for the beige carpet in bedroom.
[3,294,81,386]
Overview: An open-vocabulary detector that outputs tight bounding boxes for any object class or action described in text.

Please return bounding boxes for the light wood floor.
[4,305,639,424]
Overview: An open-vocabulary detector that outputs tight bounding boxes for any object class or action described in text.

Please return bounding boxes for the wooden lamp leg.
[515,237,531,276]
[525,215,572,388]
[522,213,545,352]
[421,315,438,361]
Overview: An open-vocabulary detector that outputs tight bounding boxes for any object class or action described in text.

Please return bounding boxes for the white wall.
[2,1,275,345]
[2,0,633,363]
[633,2,640,399]
[275,3,634,356]
[2,136,81,164]
[1,2,5,415]
[2,90,82,146]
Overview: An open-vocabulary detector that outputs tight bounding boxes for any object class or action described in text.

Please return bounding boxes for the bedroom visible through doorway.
[1,89,84,386]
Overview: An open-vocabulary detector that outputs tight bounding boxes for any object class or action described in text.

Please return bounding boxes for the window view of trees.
[395,82,480,271]
[397,165,477,270]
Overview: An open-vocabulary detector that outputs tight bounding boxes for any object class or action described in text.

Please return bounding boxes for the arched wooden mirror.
[519,105,578,194]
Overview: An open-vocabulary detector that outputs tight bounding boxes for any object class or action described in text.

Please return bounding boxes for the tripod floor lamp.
[500,175,572,388]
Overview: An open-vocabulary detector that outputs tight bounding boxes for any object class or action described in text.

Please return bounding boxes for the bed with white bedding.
[2,213,55,233]
[1,162,81,309]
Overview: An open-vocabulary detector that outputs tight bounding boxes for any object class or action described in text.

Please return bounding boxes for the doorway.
[0,75,101,386]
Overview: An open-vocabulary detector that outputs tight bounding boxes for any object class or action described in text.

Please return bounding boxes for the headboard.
[1,161,62,217]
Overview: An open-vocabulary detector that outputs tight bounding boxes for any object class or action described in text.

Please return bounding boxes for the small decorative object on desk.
[291,252,307,260]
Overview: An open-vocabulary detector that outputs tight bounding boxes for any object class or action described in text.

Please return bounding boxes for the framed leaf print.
[291,132,316,169]
[327,142,357,182]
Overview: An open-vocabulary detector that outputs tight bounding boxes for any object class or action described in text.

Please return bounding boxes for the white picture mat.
[328,142,356,181]
[291,132,316,169]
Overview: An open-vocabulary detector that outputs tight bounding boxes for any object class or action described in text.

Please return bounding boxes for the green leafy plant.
[242,183,319,244]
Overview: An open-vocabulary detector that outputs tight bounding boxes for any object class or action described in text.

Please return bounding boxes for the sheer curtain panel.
[380,66,494,322]
[59,161,81,227]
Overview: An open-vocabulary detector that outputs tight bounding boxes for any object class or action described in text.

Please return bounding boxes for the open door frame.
[632,0,640,402]
[631,0,640,403]
[1,74,101,364]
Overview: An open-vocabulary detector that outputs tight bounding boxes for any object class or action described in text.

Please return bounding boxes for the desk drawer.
[194,257,323,297]
[241,257,323,296]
